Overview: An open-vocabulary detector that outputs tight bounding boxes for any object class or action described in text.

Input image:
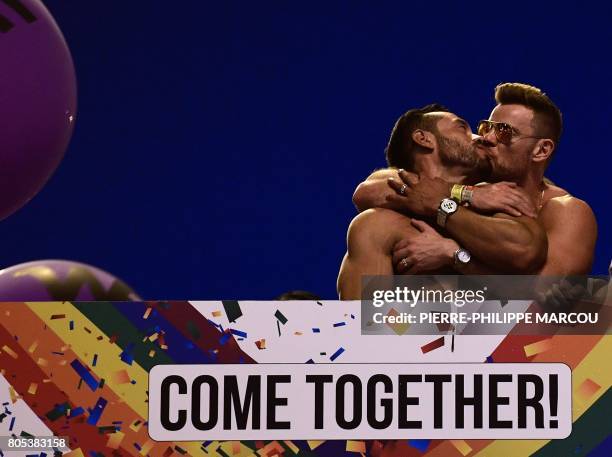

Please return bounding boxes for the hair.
[385,103,449,170]
[276,290,321,300]
[494,82,563,146]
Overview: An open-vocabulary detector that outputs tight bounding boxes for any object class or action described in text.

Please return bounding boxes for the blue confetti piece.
[408,439,431,452]
[8,416,15,431]
[69,406,85,418]
[230,329,247,338]
[333,322,346,327]
[312,328,320,333]
[350,314,355,319]
[330,347,345,361]
[86,397,108,426]
[219,333,231,345]
[120,343,135,365]
[70,360,99,391]
[69,320,74,330]
[92,354,98,367]
[486,355,494,363]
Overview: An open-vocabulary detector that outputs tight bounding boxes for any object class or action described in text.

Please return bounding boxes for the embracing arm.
[384,170,547,273]
[352,168,403,212]
[445,209,548,273]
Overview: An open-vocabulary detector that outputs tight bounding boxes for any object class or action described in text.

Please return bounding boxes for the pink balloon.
[0,260,140,301]
[0,0,77,220]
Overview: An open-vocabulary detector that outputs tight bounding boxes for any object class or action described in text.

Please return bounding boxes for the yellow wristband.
[451,184,465,202]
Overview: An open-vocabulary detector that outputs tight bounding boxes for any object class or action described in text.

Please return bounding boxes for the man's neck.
[515,171,546,205]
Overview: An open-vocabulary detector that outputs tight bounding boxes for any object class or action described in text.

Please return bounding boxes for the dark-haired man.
[337,83,597,298]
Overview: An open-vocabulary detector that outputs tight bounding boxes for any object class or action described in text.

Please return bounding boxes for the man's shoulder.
[540,191,596,227]
[351,208,413,229]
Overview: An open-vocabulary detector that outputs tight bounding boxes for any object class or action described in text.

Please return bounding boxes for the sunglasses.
[477,120,545,145]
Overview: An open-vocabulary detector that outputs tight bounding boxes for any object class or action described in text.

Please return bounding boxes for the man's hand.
[470,182,537,218]
[386,169,452,218]
[392,220,459,274]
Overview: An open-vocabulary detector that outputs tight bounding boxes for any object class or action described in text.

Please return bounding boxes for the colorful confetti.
[576,378,601,402]
[274,310,288,325]
[450,439,473,456]
[524,338,553,358]
[222,300,243,323]
[346,440,366,452]
[386,308,410,335]
[421,336,445,354]
[70,359,99,391]
[330,347,345,361]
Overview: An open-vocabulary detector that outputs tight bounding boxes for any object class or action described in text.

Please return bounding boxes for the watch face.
[457,249,471,263]
[440,198,458,214]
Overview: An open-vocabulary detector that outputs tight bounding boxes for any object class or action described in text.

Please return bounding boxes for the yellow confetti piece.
[294,331,303,336]
[576,378,601,402]
[450,439,472,456]
[61,344,70,352]
[308,440,325,450]
[65,450,86,457]
[257,441,285,455]
[524,338,553,357]
[386,308,410,335]
[148,332,159,342]
[139,439,154,455]
[255,339,266,350]
[148,349,156,358]
[284,440,300,453]
[130,420,143,432]
[59,360,68,366]
[27,383,38,395]
[9,386,20,403]
[37,358,49,367]
[212,310,222,317]
[2,345,18,359]
[28,340,39,353]
[106,431,125,449]
[346,440,366,453]
[143,307,152,319]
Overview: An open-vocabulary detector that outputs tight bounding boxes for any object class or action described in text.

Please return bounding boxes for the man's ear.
[532,138,555,163]
[411,129,435,150]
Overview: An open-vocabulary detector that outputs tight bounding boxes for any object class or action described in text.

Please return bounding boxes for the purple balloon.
[0,260,140,301]
[0,0,77,220]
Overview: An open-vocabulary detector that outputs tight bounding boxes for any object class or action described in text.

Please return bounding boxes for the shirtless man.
[337,83,597,299]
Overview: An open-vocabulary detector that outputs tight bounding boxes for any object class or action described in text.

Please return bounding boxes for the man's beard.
[437,136,492,181]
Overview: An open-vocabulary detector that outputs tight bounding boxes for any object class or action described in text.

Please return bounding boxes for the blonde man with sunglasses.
[338,83,597,299]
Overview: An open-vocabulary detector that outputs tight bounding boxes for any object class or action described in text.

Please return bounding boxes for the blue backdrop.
[1,1,610,299]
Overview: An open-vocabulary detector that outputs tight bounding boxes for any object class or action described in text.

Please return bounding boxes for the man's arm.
[385,171,548,273]
[352,169,404,212]
[390,219,510,275]
[537,196,597,275]
[337,208,417,299]
[444,209,548,273]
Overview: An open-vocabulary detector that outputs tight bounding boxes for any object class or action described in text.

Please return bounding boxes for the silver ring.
[400,258,409,268]
[399,184,408,195]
